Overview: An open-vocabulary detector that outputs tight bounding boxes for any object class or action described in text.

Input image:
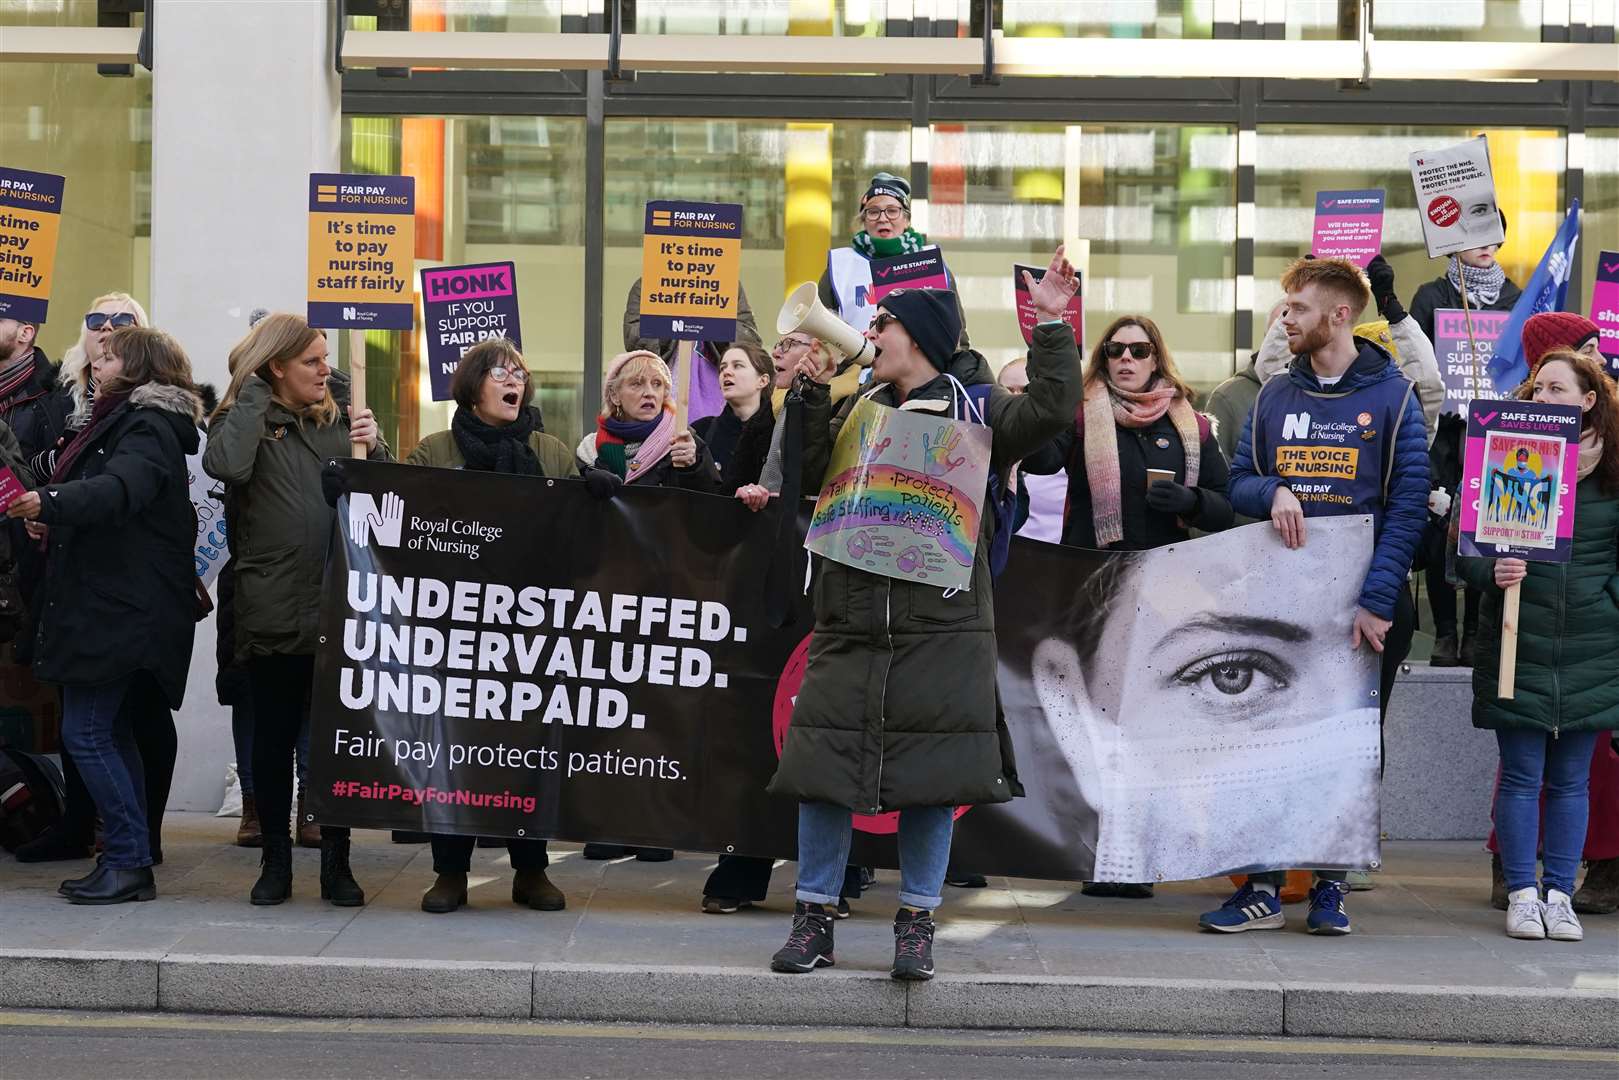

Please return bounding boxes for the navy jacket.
[1229,341,1429,619]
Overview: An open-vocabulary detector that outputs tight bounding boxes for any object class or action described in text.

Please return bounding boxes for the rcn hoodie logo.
[1276,412,1361,481]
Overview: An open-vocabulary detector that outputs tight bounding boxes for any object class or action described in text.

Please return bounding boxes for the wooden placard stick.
[348,329,368,460]
[674,338,695,436]
[1458,284,1487,396]
[1497,579,1521,699]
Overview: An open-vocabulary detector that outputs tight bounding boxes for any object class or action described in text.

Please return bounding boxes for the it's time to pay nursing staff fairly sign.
[0,166,65,323]
[307,173,416,330]
[638,201,742,341]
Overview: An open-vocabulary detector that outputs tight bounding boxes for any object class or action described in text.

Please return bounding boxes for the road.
[4,1011,1615,1079]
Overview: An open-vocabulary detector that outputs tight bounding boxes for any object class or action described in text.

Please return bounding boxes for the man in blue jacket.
[1201,256,1427,938]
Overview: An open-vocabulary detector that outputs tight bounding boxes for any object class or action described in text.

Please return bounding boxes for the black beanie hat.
[878,289,962,371]
[862,172,911,212]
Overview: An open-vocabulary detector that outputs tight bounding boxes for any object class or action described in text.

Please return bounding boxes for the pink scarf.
[1082,378,1201,547]
[1577,431,1602,482]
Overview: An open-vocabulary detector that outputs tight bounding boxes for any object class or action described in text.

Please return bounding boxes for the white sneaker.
[1543,889,1584,942]
[1505,887,1546,940]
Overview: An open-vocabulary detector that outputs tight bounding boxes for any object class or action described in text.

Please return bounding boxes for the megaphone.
[777,281,874,368]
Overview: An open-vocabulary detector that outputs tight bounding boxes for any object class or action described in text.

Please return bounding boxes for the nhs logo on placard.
[348,492,404,549]
[1282,412,1311,441]
[343,306,358,321]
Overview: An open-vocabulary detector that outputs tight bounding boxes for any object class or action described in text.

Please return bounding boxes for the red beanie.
[1523,311,1600,367]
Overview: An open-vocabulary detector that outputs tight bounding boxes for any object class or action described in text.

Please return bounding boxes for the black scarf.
[451,406,541,476]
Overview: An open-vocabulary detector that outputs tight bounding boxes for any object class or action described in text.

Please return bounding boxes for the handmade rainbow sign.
[1458,399,1582,562]
[806,394,990,590]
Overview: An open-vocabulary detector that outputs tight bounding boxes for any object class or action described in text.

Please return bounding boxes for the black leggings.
[248,654,346,844]
[59,673,177,855]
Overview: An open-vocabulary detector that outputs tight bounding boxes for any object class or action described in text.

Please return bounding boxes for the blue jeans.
[796,802,954,910]
[1496,729,1600,897]
[62,676,150,870]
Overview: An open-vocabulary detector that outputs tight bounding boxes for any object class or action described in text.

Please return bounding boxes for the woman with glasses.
[405,339,574,914]
[28,293,149,480]
[816,173,967,343]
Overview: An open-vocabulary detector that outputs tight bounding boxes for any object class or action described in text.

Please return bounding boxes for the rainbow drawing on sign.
[806,463,980,570]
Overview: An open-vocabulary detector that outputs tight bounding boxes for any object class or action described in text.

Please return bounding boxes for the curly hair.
[1524,347,1619,496]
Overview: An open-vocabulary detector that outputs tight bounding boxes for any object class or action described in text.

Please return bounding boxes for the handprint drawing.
[921,426,966,476]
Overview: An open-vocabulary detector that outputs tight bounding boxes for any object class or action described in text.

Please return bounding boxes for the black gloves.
[583,467,624,500]
[1366,254,1407,324]
[320,459,348,509]
[1145,479,1199,517]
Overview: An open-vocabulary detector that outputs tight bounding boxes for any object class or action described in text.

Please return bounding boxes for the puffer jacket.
[1457,472,1619,735]
[768,322,1083,814]
[202,374,390,661]
[1229,341,1429,620]
[30,382,202,707]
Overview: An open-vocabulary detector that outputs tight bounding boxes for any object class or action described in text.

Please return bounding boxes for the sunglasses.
[488,365,528,384]
[85,312,138,331]
[869,312,900,334]
[1103,341,1154,361]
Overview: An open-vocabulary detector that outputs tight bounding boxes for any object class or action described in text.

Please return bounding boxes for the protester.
[1207,256,1427,936]
[767,248,1082,980]
[1409,226,1521,667]
[1207,303,1287,464]
[204,313,387,907]
[398,339,574,912]
[1456,348,1619,942]
[817,173,968,344]
[622,278,763,426]
[0,314,69,470]
[771,331,818,390]
[997,358,1066,544]
[7,327,201,904]
[692,344,774,493]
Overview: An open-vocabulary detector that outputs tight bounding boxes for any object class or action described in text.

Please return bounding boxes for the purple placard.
[1310,189,1384,268]
[1013,263,1083,347]
[1592,249,1619,378]
[420,262,523,402]
[1434,307,1511,414]
[1458,400,1582,562]
[868,249,949,304]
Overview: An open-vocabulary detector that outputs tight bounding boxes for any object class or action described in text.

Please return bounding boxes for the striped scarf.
[851,227,927,258]
[1446,257,1507,308]
[0,350,35,408]
[1082,378,1202,548]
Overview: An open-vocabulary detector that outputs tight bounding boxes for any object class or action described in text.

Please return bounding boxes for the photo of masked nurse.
[1018,516,1383,887]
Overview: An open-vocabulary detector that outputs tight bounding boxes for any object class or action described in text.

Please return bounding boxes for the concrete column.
[149,0,341,811]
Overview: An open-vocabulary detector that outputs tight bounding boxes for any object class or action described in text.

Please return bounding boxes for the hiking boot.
[1305,880,1352,935]
[1543,889,1583,941]
[770,901,835,973]
[1199,881,1283,933]
[1430,634,1460,667]
[891,907,936,981]
[250,837,294,905]
[1505,887,1545,939]
[512,867,566,911]
[421,872,468,913]
[296,794,321,849]
[236,794,263,848]
[1573,857,1619,915]
[319,834,366,907]
[1491,853,1509,910]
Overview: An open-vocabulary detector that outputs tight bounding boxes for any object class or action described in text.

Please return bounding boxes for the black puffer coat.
[768,323,1083,813]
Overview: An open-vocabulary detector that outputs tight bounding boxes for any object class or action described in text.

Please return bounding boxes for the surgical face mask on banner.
[1031,516,1382,883]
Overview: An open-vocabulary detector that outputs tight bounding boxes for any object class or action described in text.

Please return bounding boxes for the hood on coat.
[871,347,995,415]
[129,381,204,454]
[1286,338,1400,395]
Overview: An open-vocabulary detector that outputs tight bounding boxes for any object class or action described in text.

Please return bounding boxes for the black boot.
[770,901,835,973]
[1458,634,1477,667]
[251,837,294,905]
[68,866,156,905]
[1430,633,1460,667]
[319,834,366,907]
[421,871,468,914]
[890,907,937,981]
[59,861,109,897]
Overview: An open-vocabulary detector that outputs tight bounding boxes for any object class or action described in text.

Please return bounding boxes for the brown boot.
[296,794,321,849]
[1491,853,1508,911]
[1573,857,1619,915]
[235,794,263,848]
[512,867,566,911]
[421,871,468,914]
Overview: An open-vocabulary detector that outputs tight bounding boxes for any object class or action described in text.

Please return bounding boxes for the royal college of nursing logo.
[348,492,405,549]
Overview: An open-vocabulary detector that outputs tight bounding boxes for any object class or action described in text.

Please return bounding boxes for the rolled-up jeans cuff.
[898,889,943,911]
[795,888,842,906]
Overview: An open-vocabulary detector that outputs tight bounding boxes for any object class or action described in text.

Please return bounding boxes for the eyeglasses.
[860,207,906,223]
[488,365,528,384]
[869,312,900,334]
[1102,341,1155,361]
[772,336,813,354]
[85,312,138,331]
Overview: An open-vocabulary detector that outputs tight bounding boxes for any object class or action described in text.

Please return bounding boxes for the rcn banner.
[308,462,1380,883]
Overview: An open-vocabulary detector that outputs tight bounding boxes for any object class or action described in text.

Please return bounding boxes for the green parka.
[768,322,1083,814]
[202,375,390,662]
[1457,472,1619,736]
[406,427,576,476]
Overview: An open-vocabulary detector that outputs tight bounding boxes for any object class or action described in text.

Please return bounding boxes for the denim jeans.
[795,801,954,910]
[1496,729,1600,897]
[62,676,150,870]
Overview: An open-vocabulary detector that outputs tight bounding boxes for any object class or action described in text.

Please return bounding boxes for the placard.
[0,166,65,323]
[187,433,229,588]
[1433,307,1510,412]
[638,201,742,341]
[1458,399,1582,562]
[1409,137,1504,259]
[867,248,949,305]
[421,261,522,402]
[1014,263,1084,347]
[307,172,415,330]
[1592,248,1619,376]
[0,465,25,512]
[1310,188,1384,268]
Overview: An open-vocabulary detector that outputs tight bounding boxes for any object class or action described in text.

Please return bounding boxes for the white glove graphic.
[1428,487,1452,518]
[349,492,405,548]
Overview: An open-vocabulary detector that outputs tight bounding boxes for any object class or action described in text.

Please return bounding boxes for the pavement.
[1,813,1615,1048]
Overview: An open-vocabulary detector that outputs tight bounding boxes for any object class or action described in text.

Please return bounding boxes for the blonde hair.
[60,291,151,419]
[603,350,674,418]
[213,312,337,427]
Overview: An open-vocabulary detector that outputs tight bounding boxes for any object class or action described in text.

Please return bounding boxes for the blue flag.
[1489,199,1581,390]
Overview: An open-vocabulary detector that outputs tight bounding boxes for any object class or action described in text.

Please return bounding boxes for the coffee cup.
[1146,467,1176,491]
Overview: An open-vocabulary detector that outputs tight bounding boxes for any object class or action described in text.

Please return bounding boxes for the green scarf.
[851,227,927,258]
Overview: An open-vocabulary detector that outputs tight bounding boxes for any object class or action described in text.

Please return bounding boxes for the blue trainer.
[1306,880,1352,935]
[1198,881,1284,933]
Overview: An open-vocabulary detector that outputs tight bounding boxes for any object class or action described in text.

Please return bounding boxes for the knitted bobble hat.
[1523,312,1600,367]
